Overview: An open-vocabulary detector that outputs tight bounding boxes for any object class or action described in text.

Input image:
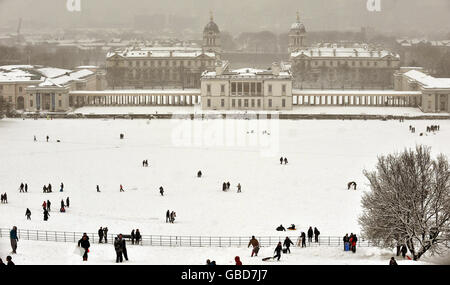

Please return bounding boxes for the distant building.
[394,67,450,112]
[200,62,293,110]
[105,13,221,90]
[288,13,400,89]
[0,65,102,112]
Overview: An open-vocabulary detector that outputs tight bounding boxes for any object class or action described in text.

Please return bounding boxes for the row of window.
[206,98,286,108]
[123,60,215,68]
[296,60,393,68]
[206,82,287,96]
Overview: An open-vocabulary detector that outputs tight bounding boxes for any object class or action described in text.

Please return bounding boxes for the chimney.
[272,62,280,76]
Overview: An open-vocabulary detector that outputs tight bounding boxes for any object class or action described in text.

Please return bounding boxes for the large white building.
[200,62,293,111]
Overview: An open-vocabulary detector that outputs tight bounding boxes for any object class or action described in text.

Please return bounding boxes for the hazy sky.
[1,0,449,36]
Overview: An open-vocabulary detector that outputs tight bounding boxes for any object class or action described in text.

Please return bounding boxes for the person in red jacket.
[235,256,242,265]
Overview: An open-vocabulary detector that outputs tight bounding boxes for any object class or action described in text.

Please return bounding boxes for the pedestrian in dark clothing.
[197,171,202,178]
[314,227,320,243]
[48,184,52,193]
[6,256,14,266]
[283,237,293,253]
[114,236,123,263]
[60,183,64,192]
[235,256,242,265]
[273,242,282,261]
[307,227,313,243]
[66,197,70,208]
[10,226,18,254]
[96,185,100,192]
[121,234,128,261]
[103,227,108,243]
[135,229,141,245]
[98,227,104,243]
[43,209,50,221]
[131,229,135,245]
[349,234,358,253]
[280,157,283,164]
[401,245,407,258]
[25,208,31,220]
[284,157,288,164]
[396,244,401,256]
[78,234,90,261]
[390,257,398,265]
[25,183,28,193]
[47,200,51,211]
[276,224,286,231]
[159,186,164,196]
[237,183,241,193]
[166,210,170,223]
[222,182,227,191]
[19,183,24,193]
[226,182,230,190]
[343,234,349,251]
[301,232,306,247]
[43,185,47,193]
[61,199,65,210]
[46,135,49,142]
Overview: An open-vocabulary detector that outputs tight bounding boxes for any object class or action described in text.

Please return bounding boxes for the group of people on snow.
[426,125,440,133]
[409,125,416,133]
[343,233,358,253]
[97,227,109,243]
[42,183,53,193]
[142,160,149,167]
[166,210,176,223]
[114,234,128,263]
[19,183,28,193]
[222,182,241,193]
[279,157,288,165]
[0,256,15,266]
[130,229,142,245]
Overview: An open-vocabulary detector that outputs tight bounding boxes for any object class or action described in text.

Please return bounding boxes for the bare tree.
[360,145,450,260]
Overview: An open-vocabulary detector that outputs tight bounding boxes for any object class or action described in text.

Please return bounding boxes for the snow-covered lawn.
[0,118,449,264]
[0,239,435,265]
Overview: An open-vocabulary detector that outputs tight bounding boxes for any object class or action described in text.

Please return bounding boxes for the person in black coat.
[283,237,294,253]
[103,227,108,243]
[121,234,128,261]
[401,245,408,258]
[25,208,31,220]
[6,256,14,266]
[25,183,28,193]
[98,227,104,243]
[197,171,202,178]
[222,182,227,191]
[276,225,286,231]
[280,157,283,164]
[166,210,170,223]
[114,236,123,263]
[43,209,50,221]
[66,197,70,208]
[301,232,306,247]
[273,242,282,261]
[131,229,135,245]
[159,186,164,196]
[389,257,398,265]
[78,234,90,261]
[135,229,141,245]
[47,200,51,212]
[307,227,313,243]
[314,227,320,243]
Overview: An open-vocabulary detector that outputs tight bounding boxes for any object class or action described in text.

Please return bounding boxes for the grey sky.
[0,0,449,36]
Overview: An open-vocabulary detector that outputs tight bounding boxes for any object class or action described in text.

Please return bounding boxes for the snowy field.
[0,118,449,264]
[0,239,442,265]
[70,105,448,117]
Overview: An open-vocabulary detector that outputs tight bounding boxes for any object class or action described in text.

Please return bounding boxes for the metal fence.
[0,228,374,248]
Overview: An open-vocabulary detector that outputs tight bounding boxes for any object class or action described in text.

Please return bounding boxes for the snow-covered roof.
[107,46,216,59]
[70,89,200,95]
[37,69,94,87]
[291,47,399,59]
[202,67,291,79]
[403,70,450,90]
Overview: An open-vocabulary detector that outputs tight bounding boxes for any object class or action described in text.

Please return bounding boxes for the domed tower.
[203,11,221,54]
[288,11,307,53]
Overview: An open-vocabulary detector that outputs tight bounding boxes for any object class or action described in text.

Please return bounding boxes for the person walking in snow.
[121,234,128,261]
[170,211,176,223]
[197,170,202,178]
[78,234,90,261]
[19,183,24,193]
[280,157,283,164]
[120,184,124,192]
[283,237,294,254]
[114,236,124,263]
[60,182,64,192]
[226,182,230,190]
[10,226,18,254]
[66,197,70,208]
[25,208,31,220]
[300,232,306,247]
[248,236,260,257]
[343,234,349,251]
[24,183,28,193]
[96,185,100,192]
[48,183,52,193]
[284,157,288,164]
[237,183,241,193]
[98,227,104,243]
[42,201,47,210]
[314,227,320,243]
[166,210,170,223]
[46,200,51,212]
[43,209,50,221]
[43,185,47,193]
[159,186,164,196]
[103,227,109,243]
[307,226,313,243]
[61,199,65,209]
[34,135,37,142]
[273,242,282,261]
[222,182,227,191]
[46,135,49,142]
[131,229,135,245]
[401,245,407,259]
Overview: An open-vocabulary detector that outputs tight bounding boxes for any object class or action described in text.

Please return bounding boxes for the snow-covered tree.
[360,145,450,260]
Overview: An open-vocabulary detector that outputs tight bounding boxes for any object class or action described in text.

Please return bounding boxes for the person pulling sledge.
[248,236,260,257]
